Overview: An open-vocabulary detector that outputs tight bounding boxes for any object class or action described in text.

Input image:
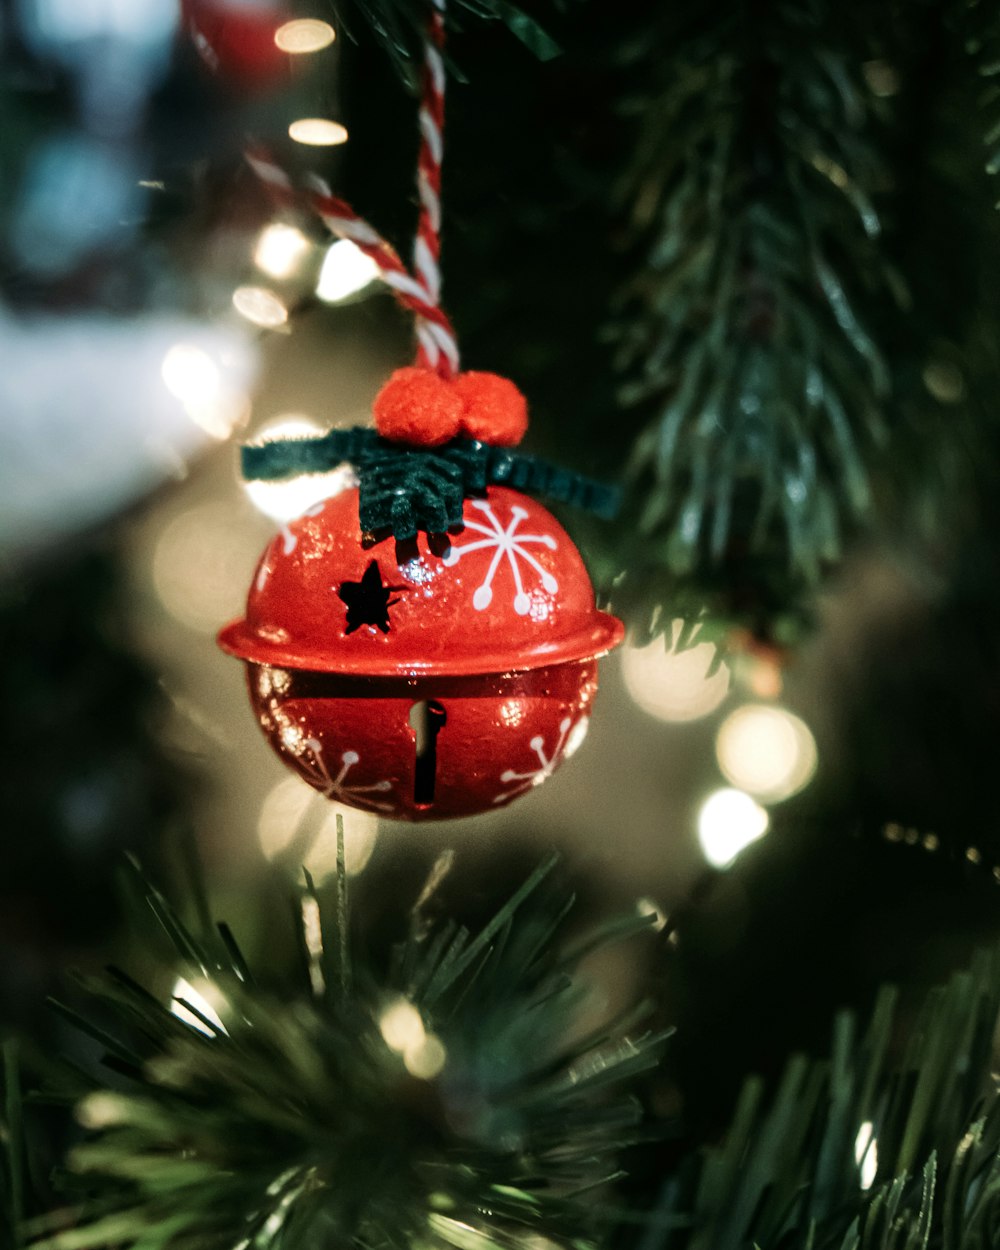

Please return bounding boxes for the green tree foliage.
[642,948,1000,1249]
[616,3,892,591]
[28,858,664,1250]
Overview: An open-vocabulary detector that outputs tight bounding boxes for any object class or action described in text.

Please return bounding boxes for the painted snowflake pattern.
[442,500,558,615]
[256,689,397,813]
[492,716,589,805]
[296,738,397,813]
[256,502,327,590]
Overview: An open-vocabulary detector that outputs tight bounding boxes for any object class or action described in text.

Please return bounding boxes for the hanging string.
[412,0,448,367]
[244,0,458,377]
[242,12,622,529]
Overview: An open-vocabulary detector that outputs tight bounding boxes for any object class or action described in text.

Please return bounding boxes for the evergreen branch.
[964,0,1000,190]
[638,946,1000,1250]
[28,863,663,1250]
[327,0,560,89]
[614,0,896,601]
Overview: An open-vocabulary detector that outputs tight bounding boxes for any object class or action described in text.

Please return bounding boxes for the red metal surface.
[219,486,623,820]
[245,663,598,820]
[182,0,287,88]
[219,486,623,676]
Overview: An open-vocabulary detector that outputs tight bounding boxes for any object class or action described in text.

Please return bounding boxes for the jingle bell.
[218,485,623,820]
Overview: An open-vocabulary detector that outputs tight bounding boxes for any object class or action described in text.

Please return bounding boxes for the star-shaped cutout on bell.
[338,561,404,635]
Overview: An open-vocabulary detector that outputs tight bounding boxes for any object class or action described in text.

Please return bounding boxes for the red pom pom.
[373,368,463,446]
[453,372,529,446]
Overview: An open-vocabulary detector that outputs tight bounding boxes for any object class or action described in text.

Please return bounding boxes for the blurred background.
[4,0,1000,1156]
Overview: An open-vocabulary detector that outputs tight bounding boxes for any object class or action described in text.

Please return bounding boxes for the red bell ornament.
[219,486,623,820]
[181,0,288,89]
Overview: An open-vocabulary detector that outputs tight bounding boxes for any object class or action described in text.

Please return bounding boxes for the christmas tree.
[4,0,1000,1247]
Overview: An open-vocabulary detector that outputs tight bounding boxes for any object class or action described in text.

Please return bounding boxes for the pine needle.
[29,859,662,1250]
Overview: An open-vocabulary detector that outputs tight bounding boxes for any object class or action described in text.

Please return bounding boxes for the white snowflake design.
[256,502,327,590]
[492,716,588,805]
[296,738,397,813]
[256,686,397,814]
[442,499,558,615]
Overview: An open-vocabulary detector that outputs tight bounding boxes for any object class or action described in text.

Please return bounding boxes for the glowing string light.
[232,285,288,328]
[254,223,311,279]
[289,118,348,147]
[316,239,381,303]
[622,623,730,723]
[715,704,818,802]
[274,18,335,53]
[258,774,378,882]
[697,788,769,869]
[160,342,246,439]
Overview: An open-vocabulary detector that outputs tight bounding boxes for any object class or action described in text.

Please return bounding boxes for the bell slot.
[409,699,447,807]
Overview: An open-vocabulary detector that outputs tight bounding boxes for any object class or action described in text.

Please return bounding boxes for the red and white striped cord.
[245,0,459,378]
[413,0,447,322]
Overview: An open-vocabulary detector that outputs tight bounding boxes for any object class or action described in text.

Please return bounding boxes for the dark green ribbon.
[242,430,621,541]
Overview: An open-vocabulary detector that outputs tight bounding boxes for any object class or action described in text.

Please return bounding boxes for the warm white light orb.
[379,998,446,1079]
[379,999,425,1053]
[622,624,731,723]
[316,239,381,303]
[697,788,769,869]
[232,285,288,328]
[161,342,246,439]
[275,18,335,53]
[715,705,818,802]
[257,775,312,855]
[161,342,218,401]
[404,1034,447,1080]
[254,223,311,279]
[289,118,348,147]
[258,775,378,881]
[243,415,357,521]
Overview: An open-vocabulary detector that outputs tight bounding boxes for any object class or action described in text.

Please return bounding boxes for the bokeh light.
[161,342,247,440]
[289,118,349,147]
[316,240,381,303]
[170,977,227,1036]
[254,223,311,279]
[152,502,253,632]
[404,1034,447,1080]
[379,998,447,1079]
[697,788,769,869]
[232,285,289,328]
[274,18,336,53]
[243,415,357,521]
[922,359,965,404]
[855,1121,878,1191]
[862,60,900,98]
[715,704,818,802]
[379,998,425,1053]
[622,624,731,723]
[258,775,379,881]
